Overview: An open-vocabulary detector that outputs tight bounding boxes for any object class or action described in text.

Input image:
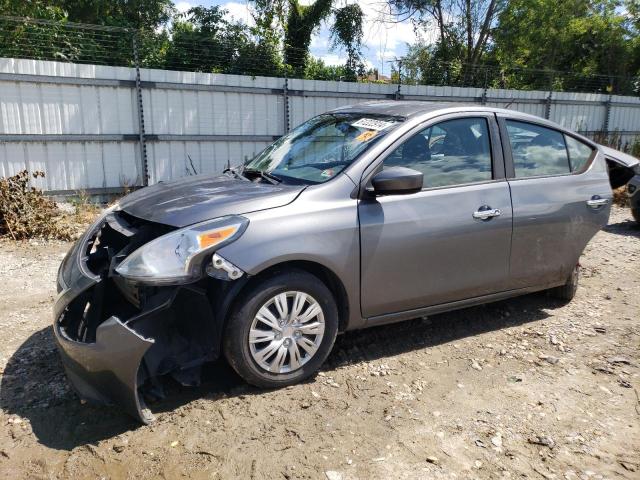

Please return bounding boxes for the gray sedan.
[54,102,637,422]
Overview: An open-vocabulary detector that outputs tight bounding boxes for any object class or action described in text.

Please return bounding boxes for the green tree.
[0,0,173,66]
[387,0,506,84]
[284,0,334,76]
[57,0,173,30]
[619,0,640,89]
[330,3,365,80]
[251,0,366,79]
[493,0,635,92]
[304,56,349,80]
[164,6,283,76]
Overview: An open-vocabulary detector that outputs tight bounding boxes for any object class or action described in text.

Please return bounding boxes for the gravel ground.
[0,206,638,480]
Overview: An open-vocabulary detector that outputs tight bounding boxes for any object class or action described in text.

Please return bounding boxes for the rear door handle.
[473,207,501,220]
[586,196,609,208]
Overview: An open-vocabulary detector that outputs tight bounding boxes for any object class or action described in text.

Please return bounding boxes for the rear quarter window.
[564,135,594,173]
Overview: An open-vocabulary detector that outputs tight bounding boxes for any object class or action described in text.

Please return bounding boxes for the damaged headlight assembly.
[115,215,248,284]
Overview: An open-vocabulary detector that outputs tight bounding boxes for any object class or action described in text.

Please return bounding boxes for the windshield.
[244,113,404,184]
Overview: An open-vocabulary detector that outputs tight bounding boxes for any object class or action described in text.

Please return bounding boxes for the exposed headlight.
[78,203,120,279]
[115,216,248,285]
[85,203,120,239]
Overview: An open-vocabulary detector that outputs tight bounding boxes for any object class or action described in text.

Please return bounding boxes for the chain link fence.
[1,15,639,95]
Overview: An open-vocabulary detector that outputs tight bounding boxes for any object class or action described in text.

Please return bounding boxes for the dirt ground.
[0,206,638,480]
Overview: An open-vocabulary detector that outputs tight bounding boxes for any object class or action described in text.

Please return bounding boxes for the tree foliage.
[492,0,636,92]
[391,0,638,93]
[330,3,365,80]
[388,1,505,81]
[283,0,334,76]
[0,0,638,92]
[163,6,283,76]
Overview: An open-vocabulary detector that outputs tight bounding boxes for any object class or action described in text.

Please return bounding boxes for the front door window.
[384,117,493,188]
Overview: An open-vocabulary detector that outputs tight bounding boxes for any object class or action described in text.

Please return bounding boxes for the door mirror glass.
[371,167,423,195]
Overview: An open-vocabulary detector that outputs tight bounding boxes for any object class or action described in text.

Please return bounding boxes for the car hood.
[599,145,640,169]
[119,174,305,227]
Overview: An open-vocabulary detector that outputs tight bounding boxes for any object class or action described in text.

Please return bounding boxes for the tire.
[632,208,640,224]
[223,269,339,389]
[549,264,579,302]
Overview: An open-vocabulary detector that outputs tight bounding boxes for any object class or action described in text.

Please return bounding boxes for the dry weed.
[0,170,74,240]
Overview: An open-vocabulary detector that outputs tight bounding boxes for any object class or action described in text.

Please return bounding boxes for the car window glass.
[384,117,493,188]
[506,120,571,177]
[564,135,594,172]
[246,114,403,184]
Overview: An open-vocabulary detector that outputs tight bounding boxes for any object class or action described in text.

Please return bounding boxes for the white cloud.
[310,33,330,50]
[175,1,192,14]
[222,1,255,25]
[319,54,345,66]
[340,0,431,74]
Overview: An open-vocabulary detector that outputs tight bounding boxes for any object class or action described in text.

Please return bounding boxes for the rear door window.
[506,121,571,177]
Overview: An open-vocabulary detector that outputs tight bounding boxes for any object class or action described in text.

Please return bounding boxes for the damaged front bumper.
[54,305,156,423]
[53,211,232,423]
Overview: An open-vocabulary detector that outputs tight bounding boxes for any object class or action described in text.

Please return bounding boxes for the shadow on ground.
[0,291,556,451]
[603,218,640,237]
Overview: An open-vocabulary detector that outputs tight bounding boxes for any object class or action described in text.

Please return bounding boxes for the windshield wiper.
[243,168,282,185]
[223,166,249,181]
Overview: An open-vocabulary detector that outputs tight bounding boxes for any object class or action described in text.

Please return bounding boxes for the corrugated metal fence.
[1,57,639,194]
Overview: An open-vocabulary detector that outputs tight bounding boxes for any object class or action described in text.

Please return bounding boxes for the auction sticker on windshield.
[351,118,396,131]
[355,130,377,142]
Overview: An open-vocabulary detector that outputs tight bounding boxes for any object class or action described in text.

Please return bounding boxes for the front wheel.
[223,270,339,388]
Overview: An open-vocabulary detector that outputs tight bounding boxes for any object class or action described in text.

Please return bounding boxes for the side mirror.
[371,167,423,195]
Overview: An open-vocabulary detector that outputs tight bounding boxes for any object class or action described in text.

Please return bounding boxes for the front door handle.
[473,206,501,220]
[586,196,609,209]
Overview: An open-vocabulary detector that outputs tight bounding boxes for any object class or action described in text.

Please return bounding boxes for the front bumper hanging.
[55,313,155,423]
[53,210,230,423]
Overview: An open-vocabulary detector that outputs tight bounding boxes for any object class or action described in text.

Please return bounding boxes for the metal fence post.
[395,60,402,100]
[545,92,553,120]
[481,69,488,105]
[132,33,149,186]
[603,94,612,137]
[283,74,290,134]
[544,71,554,120]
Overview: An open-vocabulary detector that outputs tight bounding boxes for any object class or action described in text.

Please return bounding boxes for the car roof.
[329,101,459,118]
[330,100,542,121]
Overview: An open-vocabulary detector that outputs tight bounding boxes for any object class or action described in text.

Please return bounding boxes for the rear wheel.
[223,270,339,388]
[549,264,579,302]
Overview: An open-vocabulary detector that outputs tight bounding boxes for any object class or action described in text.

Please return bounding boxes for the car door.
[359,113,513,319]
[498,116,612,289]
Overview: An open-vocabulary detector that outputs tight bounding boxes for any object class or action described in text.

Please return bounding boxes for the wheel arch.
[218,260,352,334]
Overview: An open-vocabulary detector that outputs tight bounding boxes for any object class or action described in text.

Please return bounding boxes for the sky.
[174,0,427,76]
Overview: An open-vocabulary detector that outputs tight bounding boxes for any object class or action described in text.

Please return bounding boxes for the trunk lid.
[600,145,640,189]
